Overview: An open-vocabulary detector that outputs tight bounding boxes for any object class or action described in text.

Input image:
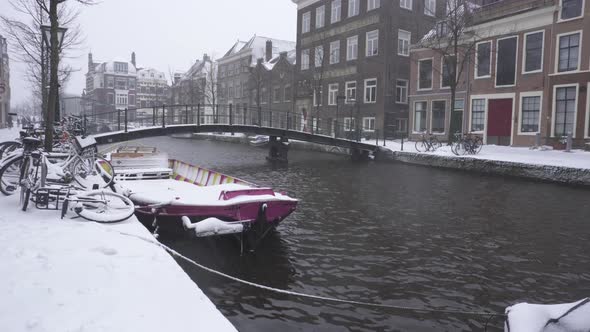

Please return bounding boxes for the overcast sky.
[1,0,297,105]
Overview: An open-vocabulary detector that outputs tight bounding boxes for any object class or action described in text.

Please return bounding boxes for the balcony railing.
[471,0,556,24]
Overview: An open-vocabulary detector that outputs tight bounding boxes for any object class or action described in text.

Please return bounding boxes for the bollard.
[565,133,572,152]
[534,132,541,149]
[401,135,404,152]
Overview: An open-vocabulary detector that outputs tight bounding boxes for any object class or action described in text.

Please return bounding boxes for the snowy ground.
[364,139,590,170]
[0,193,236,332]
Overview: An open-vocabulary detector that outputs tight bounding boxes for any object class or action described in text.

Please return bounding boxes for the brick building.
[169,54,216,106]
[248,49,296,127]
[136,67,169,109]
[84,52,138,120]
[218,35,296,121]
[0,35,11,127]
[409,0,590,148]
[292,0,438,138]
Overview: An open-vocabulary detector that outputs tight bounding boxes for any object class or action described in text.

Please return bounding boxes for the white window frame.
[424,0,436,16]
[522,30,545,74]
[413,100,428,133]
[345,81,357,104]
[518,91,543,135]
[315,46,324,67]
[430,100,447,134]
[558,0,586,22]
[440,55,455,90]
[362,117,376,132]
[364,78,377,104]
[368,0,380,11]
[331,0,341,23]
[475,41,492,79]
[366,30,379,57]
[301,49,310,70]
[313,87,322,107]
[554,30,583,74]
[328,83,339,106]
[316,5,325,29]
[347,35,358,61]
[417,57,433,91]
[396,79,408,104]
[344,117,356,131]
[302,12,311,33]
[495,35,519,88]
[330,40,340,64]
[551,83,579,137]
[397,30,411,57]
[400,0,413,10]
[348,0,359,17]
[469,98,487,133]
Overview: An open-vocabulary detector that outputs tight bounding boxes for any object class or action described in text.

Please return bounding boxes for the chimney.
[265,40,273,62]
[88,52,94,72]
[202,53,210,62]
[279,51,287,59]
[131,52,136,67]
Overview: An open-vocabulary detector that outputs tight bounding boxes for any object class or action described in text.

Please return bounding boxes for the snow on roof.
[220,35,295,66]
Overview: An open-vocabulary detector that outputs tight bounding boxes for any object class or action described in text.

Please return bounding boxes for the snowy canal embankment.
[0,194,236,332]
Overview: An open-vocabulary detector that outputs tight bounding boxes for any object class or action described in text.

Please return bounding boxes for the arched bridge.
[87,104,388,160]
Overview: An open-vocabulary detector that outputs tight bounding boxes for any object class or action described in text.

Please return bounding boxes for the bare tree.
[414,0,480,142]
[32,0,95,150]
[1,0,83,120]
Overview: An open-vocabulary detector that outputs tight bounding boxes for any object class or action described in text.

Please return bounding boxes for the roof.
[219,35,296,66]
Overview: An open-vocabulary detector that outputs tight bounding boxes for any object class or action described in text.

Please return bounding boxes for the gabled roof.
[219,35,296,66]
[222,40,248,58]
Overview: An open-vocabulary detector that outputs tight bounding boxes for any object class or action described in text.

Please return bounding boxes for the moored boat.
[108,146,298,249]
[248,135,269,147]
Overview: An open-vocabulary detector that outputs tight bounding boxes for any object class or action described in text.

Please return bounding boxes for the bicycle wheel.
[475,137,484,154]
[431,137,442,151]
[0,141,21,160]
[72,190,135,223]
[72,156,115,190]
[415,141,427,152]
[0,155,23,195]
[455,141,467,156]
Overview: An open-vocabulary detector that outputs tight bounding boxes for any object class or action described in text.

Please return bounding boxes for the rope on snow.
[111,229,506,319]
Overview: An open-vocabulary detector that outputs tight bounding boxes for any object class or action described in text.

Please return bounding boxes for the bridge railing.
[83,103,384,143]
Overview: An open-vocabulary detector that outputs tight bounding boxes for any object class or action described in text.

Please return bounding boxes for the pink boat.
[109,147,298,248]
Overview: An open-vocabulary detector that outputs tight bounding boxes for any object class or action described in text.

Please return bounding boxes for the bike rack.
[33,187,70,210]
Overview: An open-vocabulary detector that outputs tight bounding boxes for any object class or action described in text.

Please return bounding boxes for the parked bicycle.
[0,134,115,201]
[415,132,442,152]
[451,133,484,156]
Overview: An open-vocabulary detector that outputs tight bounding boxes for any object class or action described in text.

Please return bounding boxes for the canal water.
[135,136,590,331]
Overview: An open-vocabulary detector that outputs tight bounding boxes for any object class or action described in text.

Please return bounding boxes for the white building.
[136,68,169,109]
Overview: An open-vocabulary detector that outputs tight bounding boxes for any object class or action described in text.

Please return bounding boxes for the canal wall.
[175,133,351,155]
[389,151,590,186]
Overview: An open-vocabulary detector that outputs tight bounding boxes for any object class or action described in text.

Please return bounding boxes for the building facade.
[169,54,216,106]
[248,49,296,127]
[84,52,138,120]
[0,35,11,127]
[136,67,169,109]
[292,0,438,138]
[409,0,590,148]
[218,35,296,122]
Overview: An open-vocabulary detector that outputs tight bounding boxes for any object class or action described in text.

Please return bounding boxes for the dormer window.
[114,62,128,73]
[560,0,584,20]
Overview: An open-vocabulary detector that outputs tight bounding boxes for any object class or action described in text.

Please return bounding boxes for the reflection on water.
[135,136,590,331]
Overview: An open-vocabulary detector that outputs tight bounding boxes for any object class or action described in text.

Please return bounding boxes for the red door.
[487,99,512,145]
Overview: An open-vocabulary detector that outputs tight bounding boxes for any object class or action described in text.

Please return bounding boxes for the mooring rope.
[111,229,506,319]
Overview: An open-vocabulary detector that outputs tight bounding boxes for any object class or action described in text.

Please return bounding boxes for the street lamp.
[41,25,67,123]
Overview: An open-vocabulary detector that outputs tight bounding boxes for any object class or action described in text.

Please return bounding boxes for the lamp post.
[41,24,67,151]
[335,95,346,138]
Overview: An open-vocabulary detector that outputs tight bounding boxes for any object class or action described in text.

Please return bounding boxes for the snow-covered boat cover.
[505,298,590,332]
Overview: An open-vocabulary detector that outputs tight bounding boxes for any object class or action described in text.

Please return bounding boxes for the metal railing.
[470,0,555,24]
[82,104,384,144]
